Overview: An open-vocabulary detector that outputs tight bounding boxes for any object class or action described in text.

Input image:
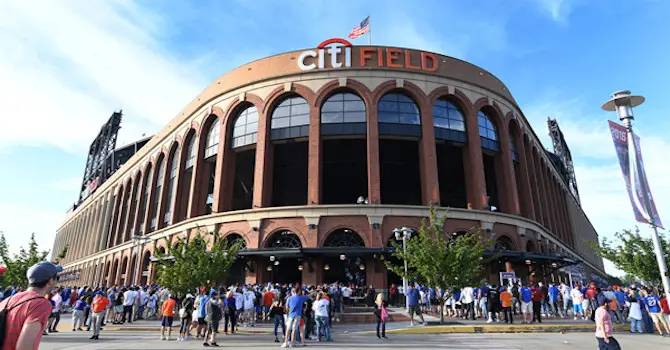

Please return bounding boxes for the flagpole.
[368,15,372,45]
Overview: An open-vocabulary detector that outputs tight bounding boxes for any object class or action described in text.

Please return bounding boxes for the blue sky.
[0,0,668,276]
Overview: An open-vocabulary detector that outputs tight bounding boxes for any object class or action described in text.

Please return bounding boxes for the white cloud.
[531,0,579,23]
[0,0,206,153]
[523,93,670,276]
[0,202,64,258]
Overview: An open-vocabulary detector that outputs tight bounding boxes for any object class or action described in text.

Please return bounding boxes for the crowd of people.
[2,260,670,350]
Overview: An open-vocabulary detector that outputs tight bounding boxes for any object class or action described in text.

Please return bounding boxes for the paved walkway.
[40,331,670,350]
[52,310,632,334]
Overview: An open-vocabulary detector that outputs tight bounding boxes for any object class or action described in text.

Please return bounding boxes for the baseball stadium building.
[52,39,606,289]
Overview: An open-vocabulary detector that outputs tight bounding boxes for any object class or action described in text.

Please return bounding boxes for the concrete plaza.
[40,330,669,349]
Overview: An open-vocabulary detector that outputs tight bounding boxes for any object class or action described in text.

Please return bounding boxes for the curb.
[354,324,630,335]
[56,326,272,334]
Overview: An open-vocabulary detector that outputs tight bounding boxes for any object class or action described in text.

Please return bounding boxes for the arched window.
[163,150,179,225]
[185,135,196,169]
[225,233,247,249]
[378,93,420,125]
[378,92,421,137]
[495,236,515,251]
[323,229,365,247]
[321,92,366,135]
[266,230,302,249]
[270,96,310,140]
[204,118,220,159]
[478,111,499,151]
[509,129,518,162]
[433,98,466,142]
[232,106,259,149]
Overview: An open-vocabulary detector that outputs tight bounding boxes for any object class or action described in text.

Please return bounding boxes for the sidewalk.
[52,309,628,335]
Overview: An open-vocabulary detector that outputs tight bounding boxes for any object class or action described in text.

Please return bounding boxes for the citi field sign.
[298,38,439,72]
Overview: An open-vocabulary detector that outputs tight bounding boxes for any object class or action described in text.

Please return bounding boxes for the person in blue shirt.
[405,283,426,326]
[548,283,561,317]
[519,285,533,324]
[195,291,210,338]
[282,288,311,348]
[642,289,670,336]
[72,295,87,331]
[478,285,489,320]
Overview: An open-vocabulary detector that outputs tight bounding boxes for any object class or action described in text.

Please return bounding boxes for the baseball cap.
[27,261,63,284]
[210,290,218,297]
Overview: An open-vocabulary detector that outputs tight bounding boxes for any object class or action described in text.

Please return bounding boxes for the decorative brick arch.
[492,232,519,251]
[262,83,316,115]
[313,78,373,108]
[473,97,506,135]
[427,86,474,118]
[219,95,264,144]
[221,231,251,247]
[371,80,428,108]
[319,226,370,248]
[261,227,308,249]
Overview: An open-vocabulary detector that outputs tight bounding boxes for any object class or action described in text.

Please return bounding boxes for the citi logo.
[298,38,352,71]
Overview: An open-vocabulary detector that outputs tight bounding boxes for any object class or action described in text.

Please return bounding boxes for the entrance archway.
[322,229,366,285]
[225,233,247,286]
[265,230,302,284]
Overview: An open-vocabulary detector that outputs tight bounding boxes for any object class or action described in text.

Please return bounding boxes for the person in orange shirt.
[500,287,513,324]
[161,294,177,341]
[90,291,110,340]
[263,289,275,321]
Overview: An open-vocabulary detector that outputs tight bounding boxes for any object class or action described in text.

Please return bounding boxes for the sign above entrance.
[298,38,439,73]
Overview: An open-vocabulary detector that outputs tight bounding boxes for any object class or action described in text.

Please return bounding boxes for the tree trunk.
[439,304,444,324]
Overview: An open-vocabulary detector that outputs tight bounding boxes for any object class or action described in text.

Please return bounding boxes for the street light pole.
[130,235,150,286]
[393,226,413,310]
[602,90,670,295]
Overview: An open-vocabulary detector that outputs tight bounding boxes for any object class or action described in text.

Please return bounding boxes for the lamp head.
[601,90,645,121]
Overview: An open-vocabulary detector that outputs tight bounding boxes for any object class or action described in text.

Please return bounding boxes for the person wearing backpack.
[0,261,61,350]
[374,293,389,339]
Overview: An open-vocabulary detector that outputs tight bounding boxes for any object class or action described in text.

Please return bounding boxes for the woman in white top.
[312,292,332,341]
[628,296,643,334]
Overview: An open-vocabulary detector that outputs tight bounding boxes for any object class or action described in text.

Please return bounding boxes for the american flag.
[348,16,370,39]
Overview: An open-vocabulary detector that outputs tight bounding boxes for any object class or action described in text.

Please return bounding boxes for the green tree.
[385,206,493,323]
[588,228,670,284]
[152,227,243,297]
[0,233,50,289]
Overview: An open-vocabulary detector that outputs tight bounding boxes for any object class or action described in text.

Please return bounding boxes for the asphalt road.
[40,330,669,349]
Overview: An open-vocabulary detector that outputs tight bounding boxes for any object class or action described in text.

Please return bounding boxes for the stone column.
[307,102,321,205]
[463,108,487,209]
[516,134,536,220]
[497,123,520,214]
[418,101,440,205]
[367,99,381,204]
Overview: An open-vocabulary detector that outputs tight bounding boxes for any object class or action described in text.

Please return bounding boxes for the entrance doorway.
[265,230,303,284]
[322,229,366,285]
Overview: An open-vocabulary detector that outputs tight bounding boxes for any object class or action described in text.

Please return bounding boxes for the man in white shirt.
[459,286,475,320]
[122,288,136,323]
[570,285,585,320]
[136,288,147,320]
[243,288,256,327]
[342,286,352,307]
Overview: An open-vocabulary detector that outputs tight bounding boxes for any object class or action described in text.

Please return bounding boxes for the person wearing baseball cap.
[0,261,62,349]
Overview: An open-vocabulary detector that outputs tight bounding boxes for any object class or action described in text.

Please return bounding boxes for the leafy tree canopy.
[588,228,669,284]
[152,227,244,297]
[0,233,50,289]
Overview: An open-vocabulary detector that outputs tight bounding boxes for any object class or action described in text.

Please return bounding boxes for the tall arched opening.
[265,230,302,284]
[322,228,366,285]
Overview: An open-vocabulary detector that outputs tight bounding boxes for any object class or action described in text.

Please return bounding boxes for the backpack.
[0,296,44,344]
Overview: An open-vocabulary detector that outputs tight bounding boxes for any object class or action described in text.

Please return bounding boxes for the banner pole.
[625,119,670,295]
[368,15,372,45]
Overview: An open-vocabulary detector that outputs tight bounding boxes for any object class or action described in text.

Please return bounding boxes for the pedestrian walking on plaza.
[179,294,195,341]
[531,284,544,323]
[49,287,63,332]
[160,294,177,341]
[628,296,644,334]
[642,288,670,336]
[204,291,223,347]
[90,291,110,340]
[0,261,61,349]
[224,291,237,334]
[500,287,513,324]
[195,289,210,338]
[373,293,388,339]
[406,283,427,326]
[270,298,286,343]
[595,297,621,350]
[519,284,533,324]
[313,291,332,341]
[282,288,310,348]
[72,295,87,331]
